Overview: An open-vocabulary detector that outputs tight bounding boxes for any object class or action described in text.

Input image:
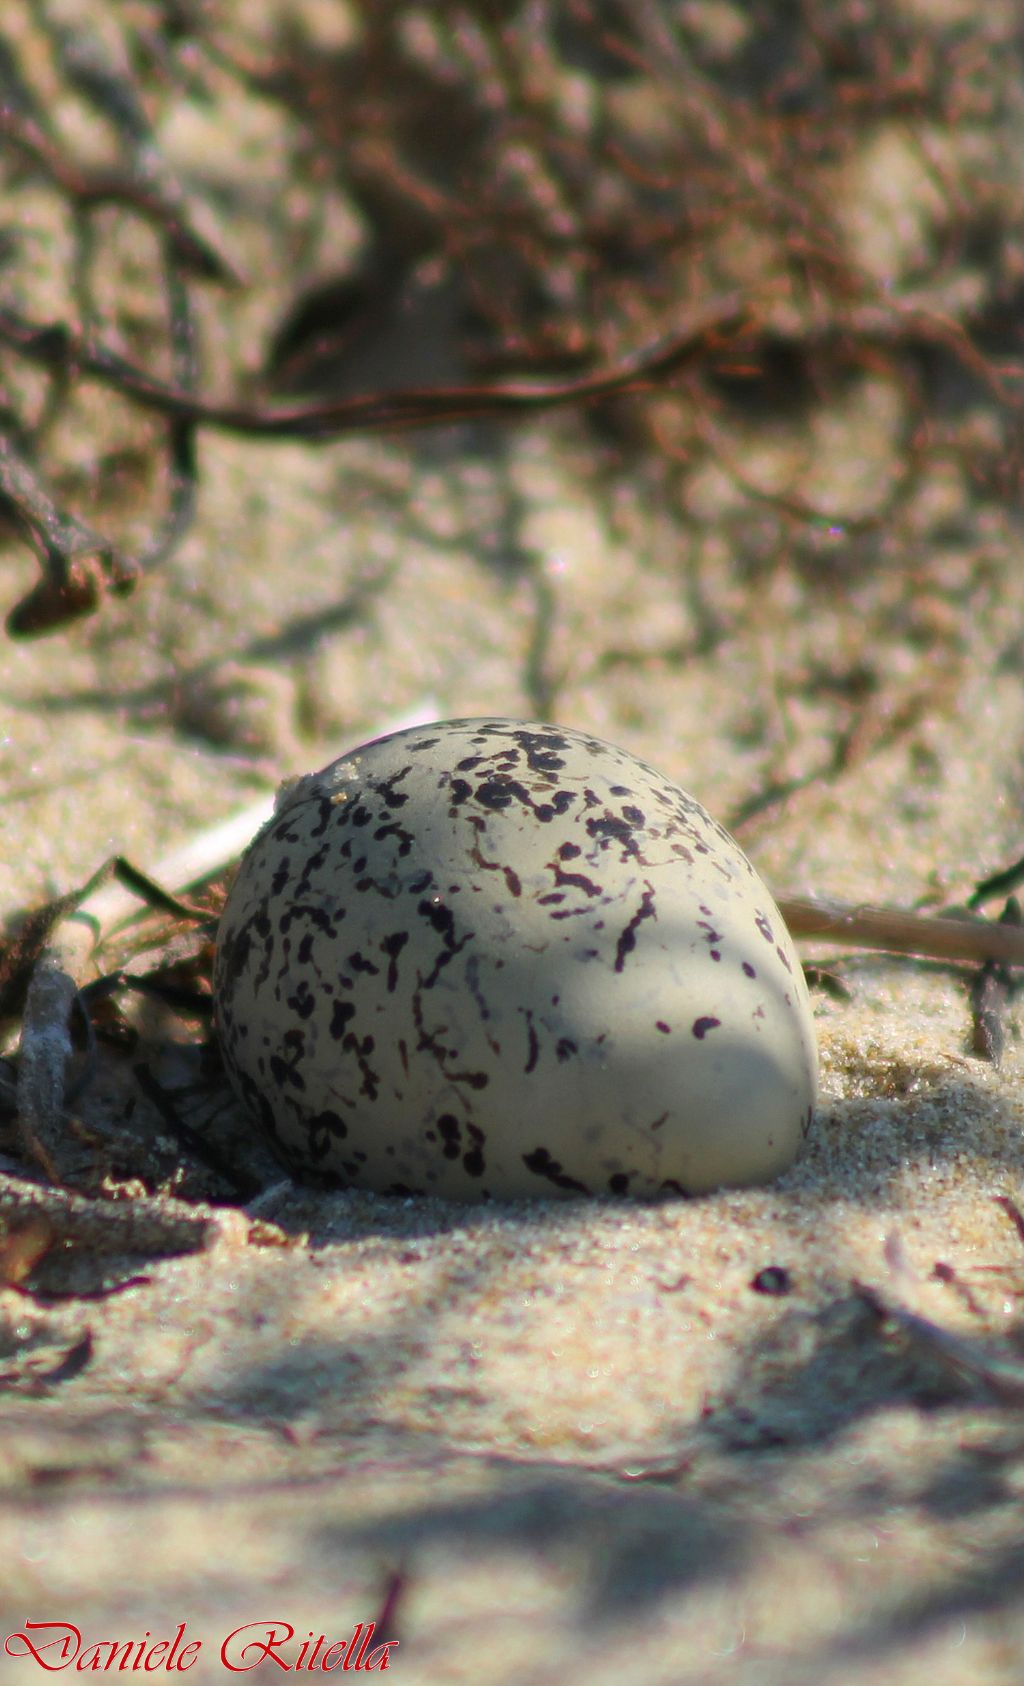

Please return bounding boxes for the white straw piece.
[69,699,440,950]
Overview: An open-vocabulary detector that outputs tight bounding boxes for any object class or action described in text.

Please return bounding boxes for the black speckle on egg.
[691,1016,721,1040]
[522,1146,589,1193]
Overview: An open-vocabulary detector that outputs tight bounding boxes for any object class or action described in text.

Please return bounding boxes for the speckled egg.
[214,719,817,1199]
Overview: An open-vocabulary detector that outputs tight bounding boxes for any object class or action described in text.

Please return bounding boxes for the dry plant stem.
[0,298,746,441]
[778,896,1024,967]
[13,701,437,1181]
[856,1283,1024,1404]
[16,961,77,1181]
[0,1178,218,1258]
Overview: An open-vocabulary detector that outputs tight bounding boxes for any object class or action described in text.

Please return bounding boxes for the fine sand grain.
[2,4,1024,1682]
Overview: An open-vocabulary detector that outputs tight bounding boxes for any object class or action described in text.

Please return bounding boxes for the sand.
[2,3,1024,1681]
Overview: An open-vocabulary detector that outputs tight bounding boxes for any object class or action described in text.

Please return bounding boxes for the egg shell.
[214,719,818,1199]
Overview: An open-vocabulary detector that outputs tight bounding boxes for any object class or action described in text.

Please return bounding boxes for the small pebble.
[751,1266,793,1296]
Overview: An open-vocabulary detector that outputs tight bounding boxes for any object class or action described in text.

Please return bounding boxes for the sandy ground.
[2,3,1024,1682]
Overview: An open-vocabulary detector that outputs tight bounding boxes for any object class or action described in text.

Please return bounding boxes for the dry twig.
[0,297,748,441]
[778,896,1024,968]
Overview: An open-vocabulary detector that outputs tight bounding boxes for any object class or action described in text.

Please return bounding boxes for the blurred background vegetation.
[0,0,1022,849]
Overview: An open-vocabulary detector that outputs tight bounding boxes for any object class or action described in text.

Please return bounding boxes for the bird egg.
[214,718,818,1199]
